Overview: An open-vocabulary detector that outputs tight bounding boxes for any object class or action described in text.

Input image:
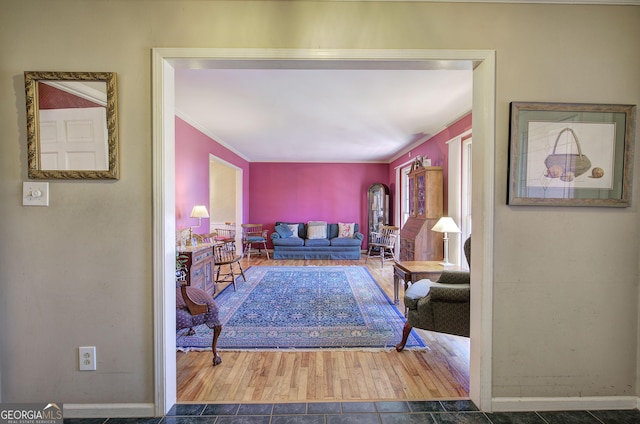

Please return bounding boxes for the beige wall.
[1,0,639,408]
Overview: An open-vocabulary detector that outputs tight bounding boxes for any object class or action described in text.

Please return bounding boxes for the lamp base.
[439,261,455,267]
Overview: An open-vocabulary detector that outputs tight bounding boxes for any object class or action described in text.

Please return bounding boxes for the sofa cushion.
[305,238,331,247]
[275,223,293,238]
[338,222,355,238]
[330,237,362,247]
[307,224,327,239]
[272,237,305,247]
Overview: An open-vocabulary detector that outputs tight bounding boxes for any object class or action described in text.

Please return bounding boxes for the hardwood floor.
[177,255,470,403]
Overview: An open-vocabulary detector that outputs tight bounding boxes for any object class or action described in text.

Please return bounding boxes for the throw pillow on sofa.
[307,221,327,239]
[287,224,300,238]
[338,222,355,238]
[275,223,293,238]
[307,225,326,239]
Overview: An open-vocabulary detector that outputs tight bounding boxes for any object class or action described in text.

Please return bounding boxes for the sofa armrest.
[271,233,281,240]
[354,232,364,241]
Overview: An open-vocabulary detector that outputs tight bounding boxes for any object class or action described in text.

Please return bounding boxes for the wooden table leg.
[393,273,400,305]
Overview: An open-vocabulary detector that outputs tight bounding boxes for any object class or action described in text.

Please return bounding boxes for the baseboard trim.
[63,403,156,418]
[492,396,639,412]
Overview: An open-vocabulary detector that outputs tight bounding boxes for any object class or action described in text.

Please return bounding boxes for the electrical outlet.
[79,346,96,371]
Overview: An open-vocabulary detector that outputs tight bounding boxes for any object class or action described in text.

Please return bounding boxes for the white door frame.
[446,129,473,267]
[152,48,495,414]
[209,154,243,248]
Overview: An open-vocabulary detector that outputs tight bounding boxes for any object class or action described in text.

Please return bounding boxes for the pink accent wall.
[176,113,471,245]
[249,162,389,247]
[175,117,250,234]
[389,113,472,216]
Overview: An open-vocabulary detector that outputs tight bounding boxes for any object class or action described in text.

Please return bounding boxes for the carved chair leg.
[212,324,222,366]
[395,321,413,352]
[238,262,246,282]
[228,263,237,291]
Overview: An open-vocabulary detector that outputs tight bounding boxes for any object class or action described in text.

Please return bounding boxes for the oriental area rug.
[176,266,425,350]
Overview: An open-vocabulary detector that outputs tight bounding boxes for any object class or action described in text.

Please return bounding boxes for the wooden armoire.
[399,166,444,261]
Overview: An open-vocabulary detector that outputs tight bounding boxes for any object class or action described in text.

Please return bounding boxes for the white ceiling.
[175,67,473,163]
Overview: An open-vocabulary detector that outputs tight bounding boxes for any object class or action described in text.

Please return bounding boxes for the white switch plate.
[79,346,96,371]
[23,182,49,206]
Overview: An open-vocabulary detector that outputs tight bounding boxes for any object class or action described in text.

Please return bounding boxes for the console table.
[392,260,464,304]
[177,244,215,296]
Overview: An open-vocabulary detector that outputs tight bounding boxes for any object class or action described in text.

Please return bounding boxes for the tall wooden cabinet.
[399,166,444,261]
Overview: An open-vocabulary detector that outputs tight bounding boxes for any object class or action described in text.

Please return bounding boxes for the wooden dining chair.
[213,239,246,291]
[365,225,400,267]
[241,223,270,260]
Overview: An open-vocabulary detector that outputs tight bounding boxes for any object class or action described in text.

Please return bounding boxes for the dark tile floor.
[63,401,640,424]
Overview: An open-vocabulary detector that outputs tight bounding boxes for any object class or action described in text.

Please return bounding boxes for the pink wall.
[175,117,250,234]
[176,113,471,244]
[249,162,389,247]
[389,113,472,216]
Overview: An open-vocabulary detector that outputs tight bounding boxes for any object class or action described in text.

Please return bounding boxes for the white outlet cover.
[23,182,49,206]
[79,346,96,371]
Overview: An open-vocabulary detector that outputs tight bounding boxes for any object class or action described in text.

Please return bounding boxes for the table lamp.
[189,205,209,243]
[431,217,461,266]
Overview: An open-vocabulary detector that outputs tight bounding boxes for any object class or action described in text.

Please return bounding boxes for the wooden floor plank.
[177,256,470,402]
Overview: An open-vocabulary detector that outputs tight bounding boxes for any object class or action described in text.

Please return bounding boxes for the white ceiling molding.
[42,81,107,106]
[175,65,473,163]
[174,108,251,162]
[318,0,640,4]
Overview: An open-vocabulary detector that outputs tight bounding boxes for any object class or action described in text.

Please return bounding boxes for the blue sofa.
[270,222,364,260]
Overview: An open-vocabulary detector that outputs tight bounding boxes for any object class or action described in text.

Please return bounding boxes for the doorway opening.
[152,48,495,414]
[209,154,243,248]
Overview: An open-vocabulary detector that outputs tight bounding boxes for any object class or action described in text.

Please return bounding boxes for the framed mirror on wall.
[24,71,119,179]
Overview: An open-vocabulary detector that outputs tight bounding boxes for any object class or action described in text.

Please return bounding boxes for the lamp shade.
[431,217,461,233]
[190,205,209,219]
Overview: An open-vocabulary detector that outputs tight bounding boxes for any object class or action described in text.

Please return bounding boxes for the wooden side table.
[392,261,463,304]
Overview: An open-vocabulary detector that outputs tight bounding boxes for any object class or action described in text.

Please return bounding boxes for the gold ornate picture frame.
[25,71,119,180]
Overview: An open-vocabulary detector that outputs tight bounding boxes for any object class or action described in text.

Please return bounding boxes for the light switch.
[23,182,49,206]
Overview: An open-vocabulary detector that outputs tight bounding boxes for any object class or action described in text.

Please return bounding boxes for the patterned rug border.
[177,265,425,351]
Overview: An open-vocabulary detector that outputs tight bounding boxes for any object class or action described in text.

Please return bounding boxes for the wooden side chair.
[213,239,246,291]
[241,223,270,260]
[193,232,217,245]
[365,225,399,267]
[213,222,236,242]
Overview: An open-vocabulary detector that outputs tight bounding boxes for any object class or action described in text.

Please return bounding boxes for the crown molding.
[320,0,640,4]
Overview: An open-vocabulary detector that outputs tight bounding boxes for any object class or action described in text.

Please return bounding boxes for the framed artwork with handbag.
[508,102,635,207]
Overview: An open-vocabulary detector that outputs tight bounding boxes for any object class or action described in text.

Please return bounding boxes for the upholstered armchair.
[176,285,223,365]
[396,236,471,351]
